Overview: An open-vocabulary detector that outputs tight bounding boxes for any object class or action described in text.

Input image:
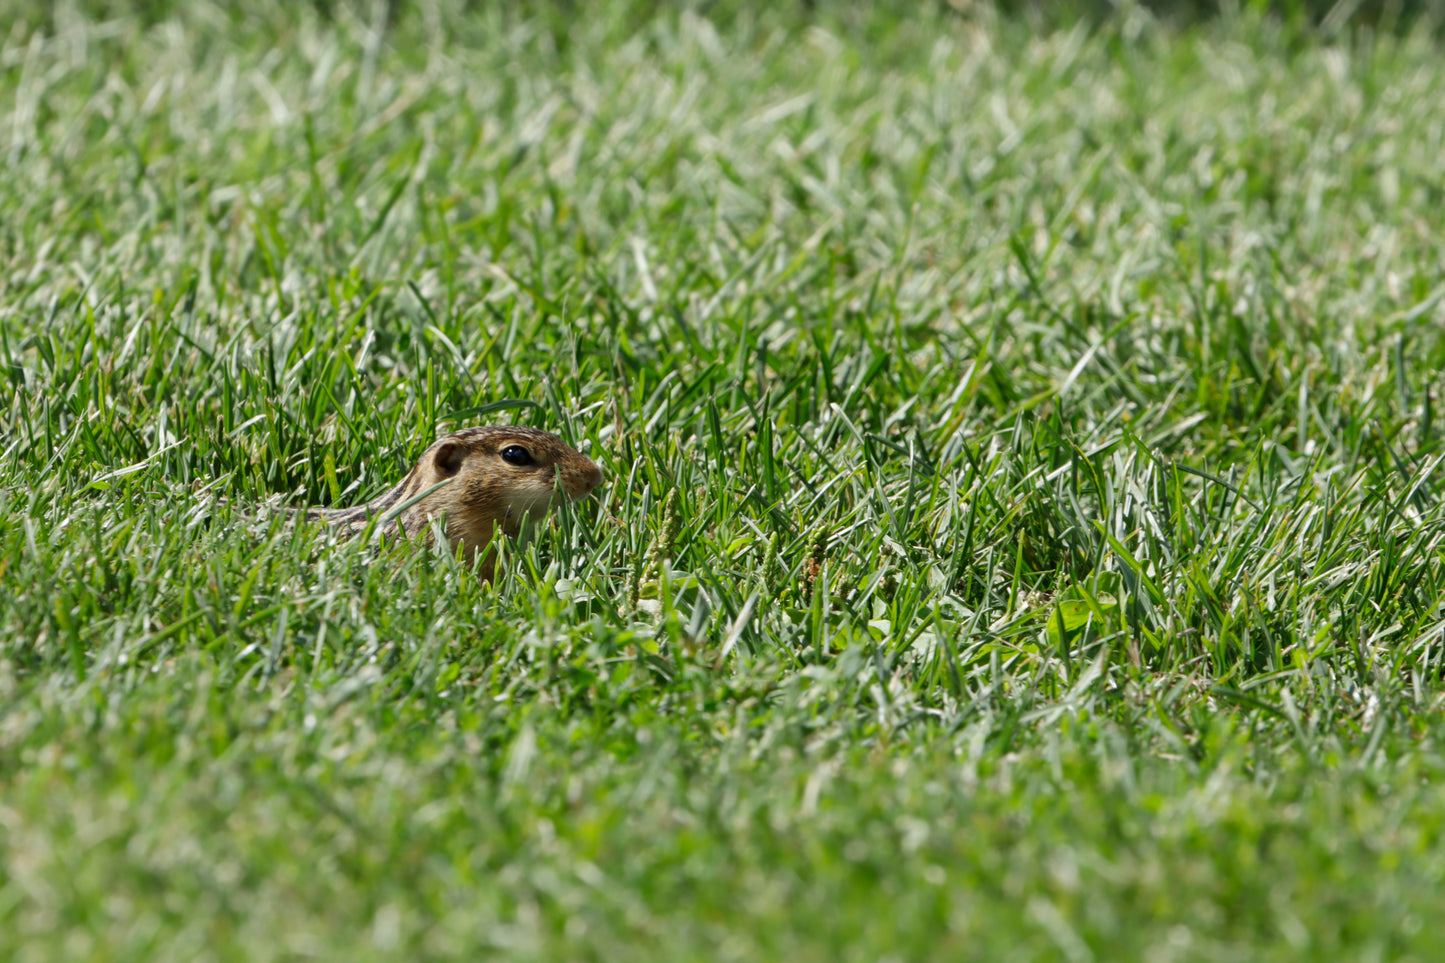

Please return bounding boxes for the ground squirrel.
[294,425,603,578]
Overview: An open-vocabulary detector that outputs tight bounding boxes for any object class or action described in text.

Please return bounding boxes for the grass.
[4,0,1445,958]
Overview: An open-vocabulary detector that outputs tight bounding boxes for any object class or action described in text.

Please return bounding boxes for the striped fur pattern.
[293,425,603,577]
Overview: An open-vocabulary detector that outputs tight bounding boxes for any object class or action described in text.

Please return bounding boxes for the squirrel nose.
[580,460,603,493]
[560,458,604,498]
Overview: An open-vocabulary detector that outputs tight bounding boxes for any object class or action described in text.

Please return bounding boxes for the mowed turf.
[4,1,1445,958]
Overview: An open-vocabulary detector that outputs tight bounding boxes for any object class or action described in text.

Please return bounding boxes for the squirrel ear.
[432,441,466,478]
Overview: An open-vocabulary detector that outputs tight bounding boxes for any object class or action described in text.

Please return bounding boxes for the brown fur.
[295,425,603,578]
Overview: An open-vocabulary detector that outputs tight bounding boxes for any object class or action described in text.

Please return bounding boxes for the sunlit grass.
[3,1,1445,958]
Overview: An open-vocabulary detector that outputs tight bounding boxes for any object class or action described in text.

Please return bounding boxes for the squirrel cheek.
[507,480,560,520]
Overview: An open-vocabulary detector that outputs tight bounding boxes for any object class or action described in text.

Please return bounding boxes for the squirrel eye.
[500,445,534,466]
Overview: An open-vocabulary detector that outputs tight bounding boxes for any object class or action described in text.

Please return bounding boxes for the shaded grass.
[4,0,1445,958]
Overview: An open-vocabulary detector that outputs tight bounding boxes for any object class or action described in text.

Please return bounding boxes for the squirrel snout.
[574,459,604,496]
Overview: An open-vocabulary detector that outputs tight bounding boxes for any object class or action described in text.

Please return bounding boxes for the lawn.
[4,0,1445,958]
